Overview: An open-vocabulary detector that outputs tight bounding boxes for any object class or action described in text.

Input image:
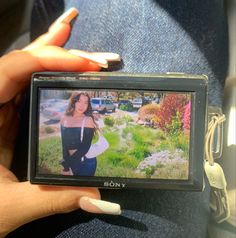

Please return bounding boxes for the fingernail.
[50,8,79,31]
[79,196,121,215]
[90,53,121,62]
[68,49,108,68]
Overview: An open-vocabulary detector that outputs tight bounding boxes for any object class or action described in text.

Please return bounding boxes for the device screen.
[37,89,192,180]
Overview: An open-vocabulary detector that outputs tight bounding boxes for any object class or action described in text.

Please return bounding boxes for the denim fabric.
[30,0,65,41]
[8,1,228,238]
[30,0,228,108]
[62,0,228,107]
[73,158,97,176]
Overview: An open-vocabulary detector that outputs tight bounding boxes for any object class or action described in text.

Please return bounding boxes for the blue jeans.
[10,1,228,238]
[73,158,97,176]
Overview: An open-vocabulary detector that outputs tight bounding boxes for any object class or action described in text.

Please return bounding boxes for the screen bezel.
[28,72,207,191]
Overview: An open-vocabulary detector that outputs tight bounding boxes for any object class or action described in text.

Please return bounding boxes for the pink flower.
[183,101,191,130]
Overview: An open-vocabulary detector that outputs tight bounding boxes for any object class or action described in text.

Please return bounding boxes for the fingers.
[17,182,101,216]
[0,181,100,234]
[0,47,101,103]
[0,166,121,237]
[79,196,121,215]
[0,180,121,236]
[68,50,121,68]
[24,8,79,50]
[0,7,122,103]
[0,7,79,103]
[31,46,103,71]
[15,183,121,217]
[0,46,122,103]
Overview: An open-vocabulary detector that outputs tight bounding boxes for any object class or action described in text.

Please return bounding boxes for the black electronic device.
[28,72,208,191]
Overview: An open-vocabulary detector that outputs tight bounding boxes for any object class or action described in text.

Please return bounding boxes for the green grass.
[38,136,62,174]
[96,124,189,179]
[38,122,190,179]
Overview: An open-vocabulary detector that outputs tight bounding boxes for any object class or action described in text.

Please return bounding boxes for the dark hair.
[66,92,92,116]
[65,92,98,131]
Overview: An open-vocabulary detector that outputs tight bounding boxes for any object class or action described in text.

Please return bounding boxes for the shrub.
[166,111,182,136]
[143,166,156,178]
[108,153,123,166]
[158,141,170,151]
[104,116,115,127]
[138,104,159,122]
[45,126,55,134]
[128,145,151,161]
[120,156,139,169]
[115,115,134,126]
[171,133,189,157]
[123,115,134,123]
[119,104,133,111]
[156,94,188,132]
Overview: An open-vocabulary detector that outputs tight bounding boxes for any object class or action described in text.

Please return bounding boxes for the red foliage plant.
[155,94,189,131]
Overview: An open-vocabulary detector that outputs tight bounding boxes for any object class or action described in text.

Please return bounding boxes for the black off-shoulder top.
[60,125,94,171]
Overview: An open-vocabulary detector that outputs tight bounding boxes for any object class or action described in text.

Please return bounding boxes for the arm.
[71,127,95,160]
[78,116,97,156]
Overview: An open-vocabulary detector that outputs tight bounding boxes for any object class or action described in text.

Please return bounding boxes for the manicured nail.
[79,197,121,215]
[90,53,121,62]
[49,8,79,31]
[68,49,108,68]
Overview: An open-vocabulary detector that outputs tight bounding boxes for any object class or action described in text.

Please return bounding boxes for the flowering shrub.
[156,94,189,132]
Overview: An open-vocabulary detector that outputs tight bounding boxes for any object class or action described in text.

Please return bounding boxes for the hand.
[0,8,121,238]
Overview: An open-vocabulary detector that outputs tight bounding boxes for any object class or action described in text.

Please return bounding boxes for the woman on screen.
[60,92,97,176]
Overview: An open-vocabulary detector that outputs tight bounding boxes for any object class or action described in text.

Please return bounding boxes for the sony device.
[28,72,208,190]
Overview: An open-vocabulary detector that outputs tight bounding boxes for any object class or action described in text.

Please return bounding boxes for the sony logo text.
[104,181,126,188]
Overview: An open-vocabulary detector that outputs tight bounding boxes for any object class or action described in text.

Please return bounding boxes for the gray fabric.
[0,0,32,54]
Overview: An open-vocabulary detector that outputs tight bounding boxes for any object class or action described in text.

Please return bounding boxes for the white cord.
[205,114,226,165]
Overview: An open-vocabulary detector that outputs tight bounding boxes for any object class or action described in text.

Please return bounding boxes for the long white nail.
[68,49,108,68]
[79,197,121,215]
[49,8,79,31]
[90,53,121,62]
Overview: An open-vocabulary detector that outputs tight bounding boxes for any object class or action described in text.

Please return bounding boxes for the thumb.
[1,181,100,228]
[0,164,121,236]
[0,47,101,103]
[0,163,99,235]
